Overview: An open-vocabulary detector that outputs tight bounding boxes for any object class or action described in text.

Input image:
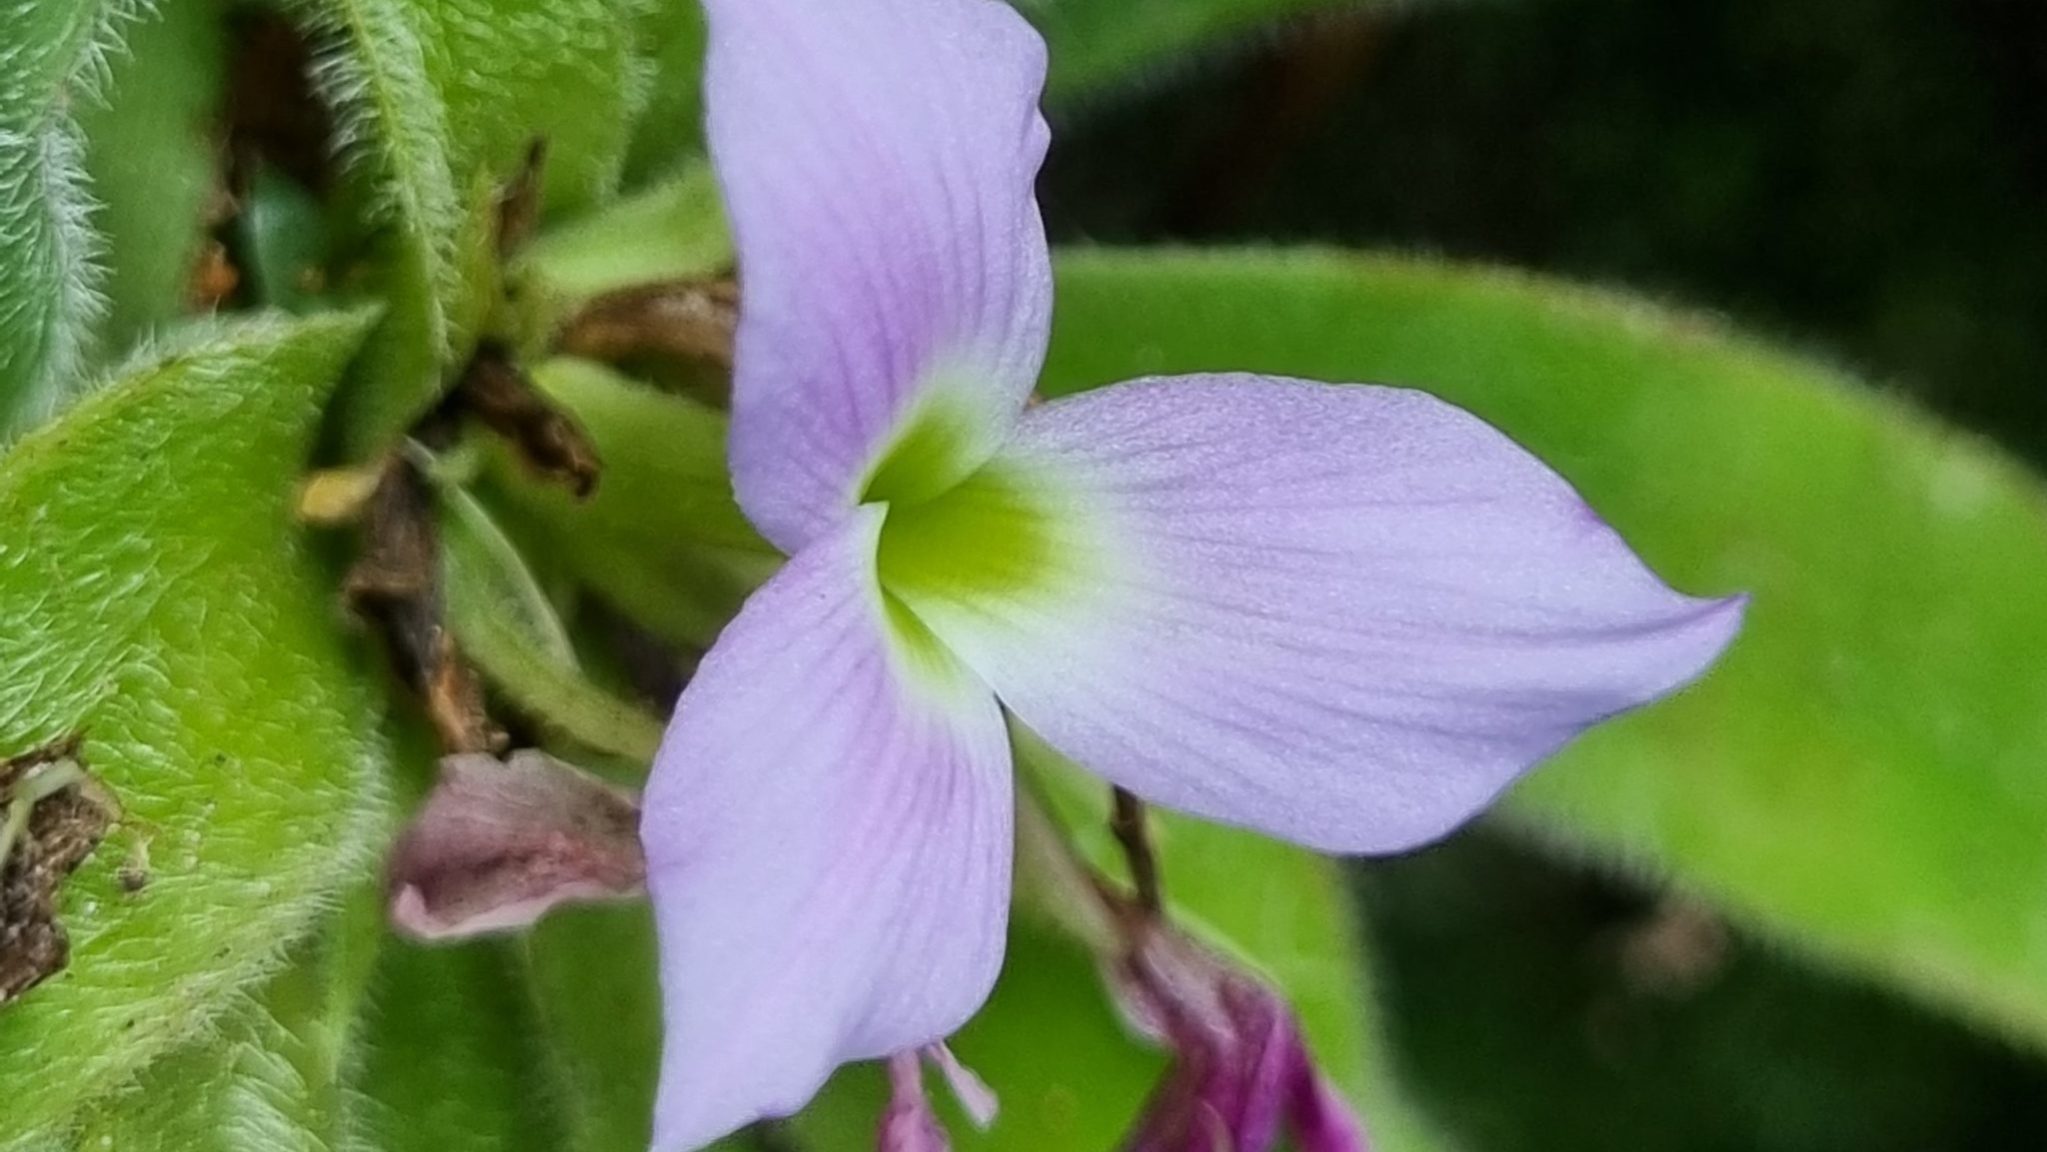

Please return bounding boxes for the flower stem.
[1110,787,1163,915]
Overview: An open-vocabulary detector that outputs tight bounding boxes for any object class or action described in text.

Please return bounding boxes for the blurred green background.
[1045,1,2047,1147]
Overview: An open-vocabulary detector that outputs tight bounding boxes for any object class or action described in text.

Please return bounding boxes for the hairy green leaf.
[418,0,647,220]
[50,890,385,1152]
[483,358,776,651]
[523,904,666,1152]
[286,0,474,455]
[353,941,566,1152]
[0,0,146,437]
[0,313,390,1142]
[76,0,224,360]
[1041,248,2047,1049]
[621,0,709,188]
[290,0,644,456]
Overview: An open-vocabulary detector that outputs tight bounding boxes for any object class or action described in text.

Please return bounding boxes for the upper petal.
[703,0,1053,552]
[641,508,1014,1150]
[883,375,1744,854]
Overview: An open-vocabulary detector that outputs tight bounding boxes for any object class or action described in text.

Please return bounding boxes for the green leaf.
[239,167,333,314]
[415,0,647,221]
[621,0,709,189]
[76,0,225,360]
[1016,0,1358,104]
[0,0,138,438]
[523,162,730,303]
[285,0,476,455]
[508,162,731,360]
[1040,248,2047,1050]
[51,889,386,1152]
[438,479,666,763]
[353,941,566,1152]
[0,312,391,1142]
[1358,833,2043,1152]
[291,0,642,455]
[522,904,666,1152]
[483,358,776,650]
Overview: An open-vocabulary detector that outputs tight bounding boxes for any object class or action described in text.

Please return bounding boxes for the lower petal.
[642,508,1014,1149]
[887,375,1743,854]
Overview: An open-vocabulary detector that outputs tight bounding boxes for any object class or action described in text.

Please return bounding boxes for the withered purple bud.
[1115,924,1369,1152]
[388,750,644,941]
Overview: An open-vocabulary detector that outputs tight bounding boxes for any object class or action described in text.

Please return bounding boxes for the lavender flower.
[640,0,1744,1146]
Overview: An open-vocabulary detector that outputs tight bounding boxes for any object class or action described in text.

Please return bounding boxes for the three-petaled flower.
[641,0,1745,1147]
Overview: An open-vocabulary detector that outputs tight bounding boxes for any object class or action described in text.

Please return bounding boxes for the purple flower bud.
[1115,924,1368,1152]
[388,750,644,940]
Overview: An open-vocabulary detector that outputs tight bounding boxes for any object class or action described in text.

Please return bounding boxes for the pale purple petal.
[896,375,1745,853]
[703,0,1052,552]
[387,751,644,941]
[642,508,1014,1150]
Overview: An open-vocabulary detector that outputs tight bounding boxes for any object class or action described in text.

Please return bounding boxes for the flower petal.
[703,0,1053,552]
[642,508,1014,1150]
[886,375,1744,853]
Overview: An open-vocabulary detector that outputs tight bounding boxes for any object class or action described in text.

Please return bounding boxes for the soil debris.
[1,735,114,1009]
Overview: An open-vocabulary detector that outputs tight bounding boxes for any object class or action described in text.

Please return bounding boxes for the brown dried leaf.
[455,341,603,498]
[556,278,739,377]
[345,458,503,756]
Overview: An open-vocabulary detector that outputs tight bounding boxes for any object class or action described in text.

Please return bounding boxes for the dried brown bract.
[557,278,741,379]
[454,341,604,498]
[345,459,504,756]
